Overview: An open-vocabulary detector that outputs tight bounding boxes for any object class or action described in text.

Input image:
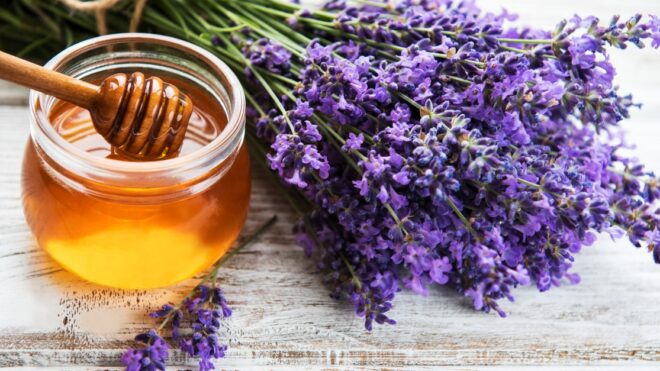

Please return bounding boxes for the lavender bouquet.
[173,0,658,328]
[2,0,660,367]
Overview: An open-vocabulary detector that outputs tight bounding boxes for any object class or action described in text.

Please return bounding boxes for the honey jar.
[21,34,250,289]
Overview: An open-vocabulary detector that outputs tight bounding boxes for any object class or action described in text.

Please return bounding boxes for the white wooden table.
[1,1,659,369]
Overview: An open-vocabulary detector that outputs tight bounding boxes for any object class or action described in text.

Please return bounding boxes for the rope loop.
[59,0,147,35]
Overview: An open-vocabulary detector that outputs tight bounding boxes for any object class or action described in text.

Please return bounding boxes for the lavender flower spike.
[121,330,169,371]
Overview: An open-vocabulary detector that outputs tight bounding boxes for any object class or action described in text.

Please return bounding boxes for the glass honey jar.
[22,34,250,289]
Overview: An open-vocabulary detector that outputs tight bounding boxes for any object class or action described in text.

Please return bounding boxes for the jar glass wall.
[21,34,250,289]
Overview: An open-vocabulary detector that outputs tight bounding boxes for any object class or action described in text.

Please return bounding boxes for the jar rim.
[29,33,245,176]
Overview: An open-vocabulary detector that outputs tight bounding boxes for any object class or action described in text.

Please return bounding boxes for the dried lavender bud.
[242,38,292,75]
[121,329,169,371]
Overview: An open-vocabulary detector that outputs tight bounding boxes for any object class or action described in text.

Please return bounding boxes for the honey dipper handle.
[0,50,98,108]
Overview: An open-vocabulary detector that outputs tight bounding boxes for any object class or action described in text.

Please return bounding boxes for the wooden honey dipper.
[0,50,193,159]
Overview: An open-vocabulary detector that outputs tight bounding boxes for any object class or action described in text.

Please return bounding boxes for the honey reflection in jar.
[21,35,250,289]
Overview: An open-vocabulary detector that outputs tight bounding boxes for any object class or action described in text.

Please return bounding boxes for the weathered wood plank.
[0,0,659,369]
[0,81,28,105]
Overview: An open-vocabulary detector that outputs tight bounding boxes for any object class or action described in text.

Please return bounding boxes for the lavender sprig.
[121,216,278,371]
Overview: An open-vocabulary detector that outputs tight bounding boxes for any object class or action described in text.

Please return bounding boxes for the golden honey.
[21,34,249,289]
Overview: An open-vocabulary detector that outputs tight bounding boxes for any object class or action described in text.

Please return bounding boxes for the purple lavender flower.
[125,285,233,371]
[243,39,292,75]
[175,285,231,371]
[649,15,660,48]
[343,132,364,151]
[121,330,169,371]
[268,133,330,188]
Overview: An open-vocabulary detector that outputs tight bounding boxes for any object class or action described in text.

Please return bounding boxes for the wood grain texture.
[1,1,660,369]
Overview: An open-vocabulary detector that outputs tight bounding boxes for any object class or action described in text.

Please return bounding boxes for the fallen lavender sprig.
[121,216,277,371]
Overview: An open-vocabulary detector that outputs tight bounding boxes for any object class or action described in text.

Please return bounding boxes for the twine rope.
[59,0,147,35]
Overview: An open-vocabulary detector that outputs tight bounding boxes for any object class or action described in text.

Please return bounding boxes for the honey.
[21,34,250,289]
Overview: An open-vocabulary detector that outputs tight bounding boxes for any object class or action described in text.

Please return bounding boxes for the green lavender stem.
[156,215,277,332]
